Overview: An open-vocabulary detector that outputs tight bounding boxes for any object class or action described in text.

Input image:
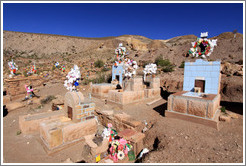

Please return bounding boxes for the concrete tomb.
[166,59,221,129]
[19,91,98,153]
[91,75,161,108]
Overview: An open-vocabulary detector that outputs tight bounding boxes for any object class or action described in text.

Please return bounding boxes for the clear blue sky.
[3,3,244,40]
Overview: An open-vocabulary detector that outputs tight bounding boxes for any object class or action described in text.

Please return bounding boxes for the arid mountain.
[3,30,243,103]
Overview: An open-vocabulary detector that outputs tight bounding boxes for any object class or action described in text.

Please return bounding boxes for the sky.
[3,3,244,40]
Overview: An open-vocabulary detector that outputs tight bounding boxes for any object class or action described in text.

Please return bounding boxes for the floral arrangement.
[64,65,81,91]
[188,32,217,59]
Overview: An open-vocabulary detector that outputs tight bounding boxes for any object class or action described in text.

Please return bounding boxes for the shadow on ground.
[3,105,8,117]
[153,102,167,117]
[220,101,243,115]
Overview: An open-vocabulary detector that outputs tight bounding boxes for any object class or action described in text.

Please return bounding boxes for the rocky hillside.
[3,30,243,103]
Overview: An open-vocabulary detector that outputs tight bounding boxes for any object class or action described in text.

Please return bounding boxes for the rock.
[234,70,243,76]
[221,62,242,76]
[219,114,231,123]
[63,158,73,163]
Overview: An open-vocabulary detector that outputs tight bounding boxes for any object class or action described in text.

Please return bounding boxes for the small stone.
[63,158,73,163]
[27,142,29,144]
[219,114,231,123]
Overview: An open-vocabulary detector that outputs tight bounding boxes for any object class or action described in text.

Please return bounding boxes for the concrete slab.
[19,111,65,134]
[165,109,220,130]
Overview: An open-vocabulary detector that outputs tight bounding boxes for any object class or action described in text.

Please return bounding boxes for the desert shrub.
[91,73,111,84]
[155,57,171,67]
[82,75,110,85]
[82,78,92,85]
[94,59,104,68]
[179,61,185,68]
[220,106,226,113]
[102,67,110,72]
[155,57,174,72]
[36,104,43,109]
[162,65,174,72]
[16,130,22,135]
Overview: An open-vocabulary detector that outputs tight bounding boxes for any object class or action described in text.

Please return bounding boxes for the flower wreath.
[188,38,213,58]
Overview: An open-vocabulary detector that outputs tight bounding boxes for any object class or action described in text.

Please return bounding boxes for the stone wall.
[75,103,95,122]
[4,75,45,100]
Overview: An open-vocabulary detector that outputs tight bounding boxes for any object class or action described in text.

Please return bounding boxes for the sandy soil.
[2,83,243,163]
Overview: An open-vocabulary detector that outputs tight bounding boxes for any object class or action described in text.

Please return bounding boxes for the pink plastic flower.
[108,123,112,128]
[119,138,127,145]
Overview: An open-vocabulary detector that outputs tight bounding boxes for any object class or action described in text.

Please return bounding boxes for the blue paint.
[112,62,124,85]
[183,59,221,94]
